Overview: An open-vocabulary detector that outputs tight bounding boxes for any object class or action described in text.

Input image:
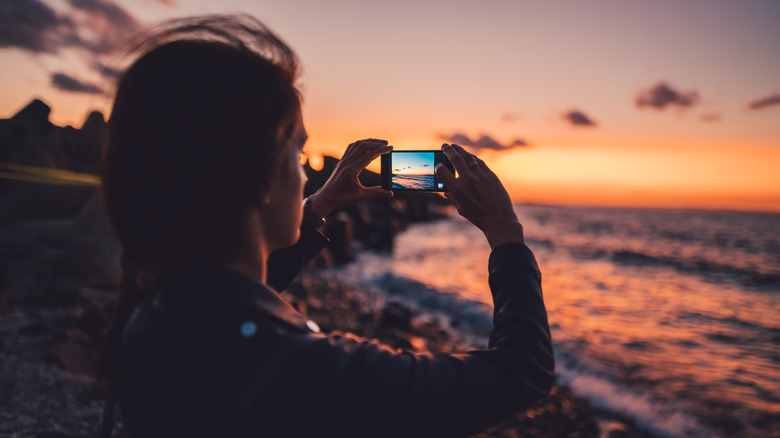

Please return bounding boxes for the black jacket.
[119,224,554,437]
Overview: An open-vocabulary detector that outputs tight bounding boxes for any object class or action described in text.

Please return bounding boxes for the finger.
[451,143,476,161]
[451,144,485,175]
[342,140,383,164]
[357,144,392,168]
[342,141,360,158]
[343,139,387,159]
[359,138,388,145]
[477,157,496,176]
[352,140,389,157]
[435,162,456,190]
[346,142,386,169]
[441,143,469,176]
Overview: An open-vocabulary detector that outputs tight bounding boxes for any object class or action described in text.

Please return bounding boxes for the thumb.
[435,163,456,190]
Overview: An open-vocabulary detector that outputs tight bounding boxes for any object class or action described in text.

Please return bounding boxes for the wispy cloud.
[562,109,597,127]
[438,132,529,152]
[141,0,178,6]
[0,0,141,55]
[636,82,698,110]
[0,0,79,53]
[748,93,780,111]
[0,0,141,94]
[51,72,104,94]
[91,60,123,81]
[67,0,142,54]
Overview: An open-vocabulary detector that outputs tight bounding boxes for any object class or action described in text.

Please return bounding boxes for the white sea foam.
[554,349,713,438]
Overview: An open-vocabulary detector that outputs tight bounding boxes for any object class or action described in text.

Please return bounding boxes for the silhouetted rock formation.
[0,99,104,223]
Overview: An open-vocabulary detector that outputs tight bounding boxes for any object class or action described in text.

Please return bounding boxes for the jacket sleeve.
[266,222,329,292]
[247,242,554,437]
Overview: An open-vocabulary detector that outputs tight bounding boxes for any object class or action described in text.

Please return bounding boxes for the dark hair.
[98,15,300,385]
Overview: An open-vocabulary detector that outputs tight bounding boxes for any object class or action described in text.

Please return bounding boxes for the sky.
[1,0,779,212]
[392,152,435,175]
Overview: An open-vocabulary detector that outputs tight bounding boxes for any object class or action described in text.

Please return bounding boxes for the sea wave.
[392,174,436,190]
[336,206,780,437]
[333,265,720,437]
[554,347,714,438]
[563,246,780,290]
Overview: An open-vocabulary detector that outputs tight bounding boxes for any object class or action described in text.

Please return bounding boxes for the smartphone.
[381,150,454,192]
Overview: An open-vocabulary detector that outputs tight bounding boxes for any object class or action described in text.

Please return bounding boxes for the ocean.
[332,204,780,437]
[392,174,436,190]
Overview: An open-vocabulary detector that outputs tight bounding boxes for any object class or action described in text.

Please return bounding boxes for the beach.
[0,226,652,437]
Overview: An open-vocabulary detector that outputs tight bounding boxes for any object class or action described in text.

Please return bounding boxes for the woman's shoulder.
[119,267,324,396]
[118,268,324,437]
[146,266,317,327]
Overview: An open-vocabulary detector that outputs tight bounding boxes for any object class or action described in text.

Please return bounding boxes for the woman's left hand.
[305,139,393,217]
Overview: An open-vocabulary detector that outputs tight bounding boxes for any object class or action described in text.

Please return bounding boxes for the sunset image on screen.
[390,152,436,190]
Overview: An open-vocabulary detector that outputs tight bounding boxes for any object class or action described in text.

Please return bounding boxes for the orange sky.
[1,0,779,212]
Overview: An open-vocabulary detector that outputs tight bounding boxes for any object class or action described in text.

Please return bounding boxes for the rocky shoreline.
[1,99,657,437]
[0,250,655,438]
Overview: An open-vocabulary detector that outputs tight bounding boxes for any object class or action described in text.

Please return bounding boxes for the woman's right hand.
[435,144,525,249]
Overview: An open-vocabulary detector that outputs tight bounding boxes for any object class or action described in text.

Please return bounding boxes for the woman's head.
[102,15,302,282]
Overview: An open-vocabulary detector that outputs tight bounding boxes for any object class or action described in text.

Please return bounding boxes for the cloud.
[1,0,141,94]
[748,93,780,110]
[562,110,597,127]
[635,82,699,110]
[91,60,123,80]
[438,133,529,152]
[51,72,104,94]
[67,0,142,54]
[0,0,79,53]
[0,0,140,55]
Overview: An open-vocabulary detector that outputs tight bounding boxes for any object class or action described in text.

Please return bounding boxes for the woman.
[100,15,554,438]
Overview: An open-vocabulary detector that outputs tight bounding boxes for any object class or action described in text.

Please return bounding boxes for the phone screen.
[381,150,451,191]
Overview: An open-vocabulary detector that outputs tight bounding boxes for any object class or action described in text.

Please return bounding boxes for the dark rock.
[380,301,413,331]
[19,320,52,336]
[49,329,94,376]
[20,278,82,308]
[11,99,53,132]
[77,302,110,344]
[604,421,632,438]
[323,213,355,264]
[375,328,415,351]
[0,185,95,223]
[63,111,105,173]
[0,99,106,225]
[45,279,84,307]
[36,432,90,438]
